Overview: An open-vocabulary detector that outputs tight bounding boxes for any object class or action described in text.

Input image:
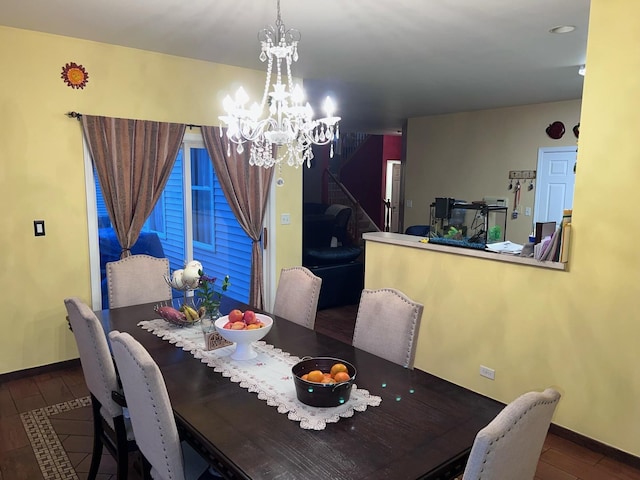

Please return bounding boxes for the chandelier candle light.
[219,0,341,171]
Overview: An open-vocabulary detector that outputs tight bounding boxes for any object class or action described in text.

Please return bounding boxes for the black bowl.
[292,357,357,407]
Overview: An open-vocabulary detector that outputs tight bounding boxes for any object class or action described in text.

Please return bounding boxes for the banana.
[180,304,191,320]
[184,306,199,322]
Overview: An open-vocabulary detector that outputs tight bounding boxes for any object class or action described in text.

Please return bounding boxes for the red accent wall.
[383,135,402,161]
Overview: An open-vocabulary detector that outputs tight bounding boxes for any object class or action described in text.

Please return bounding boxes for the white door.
[385,160,402,232]
[534,146,577,226]
[390,163,402,233]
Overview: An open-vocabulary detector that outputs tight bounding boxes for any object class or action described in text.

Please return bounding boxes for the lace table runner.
[138,319,382,430]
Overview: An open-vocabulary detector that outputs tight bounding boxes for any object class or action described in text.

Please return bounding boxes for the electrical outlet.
[479,365,495,380]
[525,207,532,216]
[280,213,291,225]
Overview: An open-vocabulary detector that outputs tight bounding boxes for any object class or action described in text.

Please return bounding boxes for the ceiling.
[0,0,590,134]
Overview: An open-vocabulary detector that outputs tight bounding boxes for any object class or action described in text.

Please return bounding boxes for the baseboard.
[549,423,640,470]
[0,358,81,383]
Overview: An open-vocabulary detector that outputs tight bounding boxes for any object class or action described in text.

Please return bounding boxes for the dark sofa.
[302,203,364,309]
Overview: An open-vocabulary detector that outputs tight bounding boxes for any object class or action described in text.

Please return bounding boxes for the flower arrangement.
[195,271,230,318]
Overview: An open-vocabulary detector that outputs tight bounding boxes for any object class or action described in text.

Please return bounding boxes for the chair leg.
[141,453,152,480]
[88,395,104,480]
[113,415,130,480]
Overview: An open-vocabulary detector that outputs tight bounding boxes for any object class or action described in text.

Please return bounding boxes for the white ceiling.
[0,0,590,134]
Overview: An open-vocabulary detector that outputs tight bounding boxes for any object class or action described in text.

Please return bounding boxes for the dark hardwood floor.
[1,304,639,480]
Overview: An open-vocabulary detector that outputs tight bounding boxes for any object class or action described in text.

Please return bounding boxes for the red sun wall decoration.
[61,62,89,89]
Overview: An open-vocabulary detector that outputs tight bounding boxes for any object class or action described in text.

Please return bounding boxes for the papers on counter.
[485,241,524,254]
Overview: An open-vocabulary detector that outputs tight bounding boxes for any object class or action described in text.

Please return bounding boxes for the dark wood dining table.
[96,297,503,480]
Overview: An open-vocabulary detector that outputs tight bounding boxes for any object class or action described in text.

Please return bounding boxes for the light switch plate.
[34,220,45,236]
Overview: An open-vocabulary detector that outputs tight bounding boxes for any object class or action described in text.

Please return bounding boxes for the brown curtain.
[81,115,186,258]
[202,127,274,309]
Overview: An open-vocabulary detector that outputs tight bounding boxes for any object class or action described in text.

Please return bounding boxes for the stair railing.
[332,132,369,173]
[325,169,381,246]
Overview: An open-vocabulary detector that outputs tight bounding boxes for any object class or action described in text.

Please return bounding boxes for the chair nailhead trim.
[477,396,560,477]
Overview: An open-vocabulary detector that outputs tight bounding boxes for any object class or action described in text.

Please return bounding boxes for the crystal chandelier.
[219,0,340,169]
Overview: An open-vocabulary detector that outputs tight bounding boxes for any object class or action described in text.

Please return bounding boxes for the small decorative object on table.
[196,271,232,351]
[162,261,232,351]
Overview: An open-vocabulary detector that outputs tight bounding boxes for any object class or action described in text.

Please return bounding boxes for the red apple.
[231,321,247,330]
[223,321,234,329]
[243,310,257,325]
[229,309,244,324]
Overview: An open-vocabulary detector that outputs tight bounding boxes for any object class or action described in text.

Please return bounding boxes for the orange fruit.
[321,376,336,384]
[301,374,309,381]
[333,371,350,383]
[330,363,348,377]
[306,370,324,383]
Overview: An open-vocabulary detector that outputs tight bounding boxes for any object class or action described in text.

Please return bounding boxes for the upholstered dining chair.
[106,254,172,308]
[462,387,561,480]
[64,297,138,480]
[108,330,221,480]
[273,266,322,329]
[352,288,424,369]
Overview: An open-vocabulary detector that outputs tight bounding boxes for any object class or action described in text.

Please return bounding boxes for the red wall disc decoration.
[61,62,89,89]
[545,121,565,139]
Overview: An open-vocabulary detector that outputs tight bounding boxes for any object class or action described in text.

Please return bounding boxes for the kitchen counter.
[363,232,566,271]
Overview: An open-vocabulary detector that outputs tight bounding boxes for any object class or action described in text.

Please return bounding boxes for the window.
[94,172,166,237]
[144,194,166,236]
[191,149,214,247]
[88,132,252,309]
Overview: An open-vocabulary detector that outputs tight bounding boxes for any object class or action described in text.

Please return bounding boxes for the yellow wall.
[366,0,640,456]
[405,100,581,244]
[0,26,301,374]
[275,167,304,273]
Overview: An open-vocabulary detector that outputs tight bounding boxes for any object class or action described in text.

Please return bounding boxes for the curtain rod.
[66,111,202,129]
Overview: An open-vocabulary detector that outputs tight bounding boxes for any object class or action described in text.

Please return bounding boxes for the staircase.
[316,131,382,248]
[325,169,380,248]
[330,132,369,174]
